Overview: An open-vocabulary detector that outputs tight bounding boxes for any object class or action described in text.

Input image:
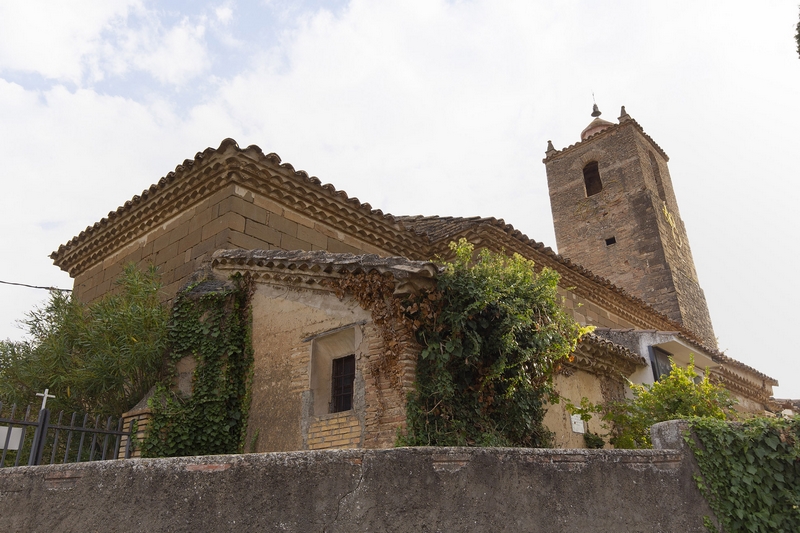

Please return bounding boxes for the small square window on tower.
[331,354,355,413]
[605,236,616,246]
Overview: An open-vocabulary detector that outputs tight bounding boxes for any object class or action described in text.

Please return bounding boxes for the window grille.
[331,355,355,413]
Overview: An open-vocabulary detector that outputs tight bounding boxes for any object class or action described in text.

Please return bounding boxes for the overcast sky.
[1,1,799,397]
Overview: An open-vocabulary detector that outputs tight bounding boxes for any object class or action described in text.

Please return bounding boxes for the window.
[310,327,357,416]
[583,161,603,196]
[650,346,672,381]
[605,236,616,246]
[331,355,355,413]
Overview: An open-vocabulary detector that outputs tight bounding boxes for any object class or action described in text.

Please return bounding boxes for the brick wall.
[119,407,151,459]
[307,412,362,450]
[246,283,420,453]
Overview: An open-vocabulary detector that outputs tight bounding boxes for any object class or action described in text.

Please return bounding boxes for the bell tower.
[544,105,717,348]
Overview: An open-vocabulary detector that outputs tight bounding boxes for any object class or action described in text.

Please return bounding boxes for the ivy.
[400,240,589,447]
[687,416,800,533]
[141,274,254,458]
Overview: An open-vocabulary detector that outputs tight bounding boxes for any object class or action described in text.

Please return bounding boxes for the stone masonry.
[544,107,717,348]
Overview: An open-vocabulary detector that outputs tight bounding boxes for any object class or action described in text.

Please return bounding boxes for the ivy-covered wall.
[142,275,254,458]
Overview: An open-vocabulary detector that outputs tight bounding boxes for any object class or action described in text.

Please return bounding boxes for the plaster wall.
[247,284,372,452]
[557,287,638,330]
[545,370,608,449]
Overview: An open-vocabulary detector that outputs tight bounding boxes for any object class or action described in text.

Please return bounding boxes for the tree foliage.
[401,240,590,447]
[597,357,734,448]
[0,264,168,417]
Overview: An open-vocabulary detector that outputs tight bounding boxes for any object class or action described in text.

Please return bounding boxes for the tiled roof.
[581,333,647,367]
[211,249,438,280]
[50,138,410,268]
[396,215,692,331]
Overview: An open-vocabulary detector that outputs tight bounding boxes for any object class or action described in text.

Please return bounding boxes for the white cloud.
[131,18,210,85]
[2,0,800,399]
[0,0,140,83]
[0,1,212,88]
[215,3,234,24]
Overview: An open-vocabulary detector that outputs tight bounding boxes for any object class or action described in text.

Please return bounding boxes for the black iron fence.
[1,402,133,468]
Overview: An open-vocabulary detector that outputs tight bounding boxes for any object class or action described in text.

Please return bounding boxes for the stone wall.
[71,183,391,304]
[0,428,714,532]
[544,119,717,348]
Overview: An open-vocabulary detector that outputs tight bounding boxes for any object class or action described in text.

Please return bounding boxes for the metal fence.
[0,402,133,468]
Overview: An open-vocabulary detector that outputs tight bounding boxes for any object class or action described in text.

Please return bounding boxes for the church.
[50,106,779,450]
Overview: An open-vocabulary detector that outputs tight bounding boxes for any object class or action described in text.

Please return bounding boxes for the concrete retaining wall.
[0,434,712,532]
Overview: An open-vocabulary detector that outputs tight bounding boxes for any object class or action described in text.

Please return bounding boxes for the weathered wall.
[557,286,638,330]
[545,370,608,449]
[248,284,373,452]
[247,281,418,453]
[0,440,714,532]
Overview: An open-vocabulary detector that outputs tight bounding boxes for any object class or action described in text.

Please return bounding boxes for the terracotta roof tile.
[211,249,439,281]
[581,333,647,367]
[51,138,406,265]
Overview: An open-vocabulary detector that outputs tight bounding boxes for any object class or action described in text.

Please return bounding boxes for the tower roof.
[581,105,615,140]
[580,117,615,140]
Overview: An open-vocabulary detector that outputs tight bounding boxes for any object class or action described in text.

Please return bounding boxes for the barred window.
[331,355,355,413]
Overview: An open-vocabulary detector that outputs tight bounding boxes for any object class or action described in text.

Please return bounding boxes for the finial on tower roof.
[546,140,556,153]
[591,104,602,118]
[618,105,631,122]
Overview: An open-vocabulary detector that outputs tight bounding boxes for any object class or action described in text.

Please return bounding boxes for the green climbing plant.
[400,239,590,447]
[141,275,254,458]
[688,416,800,533]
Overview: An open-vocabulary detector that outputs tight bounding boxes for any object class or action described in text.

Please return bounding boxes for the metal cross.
[36,388,55,411]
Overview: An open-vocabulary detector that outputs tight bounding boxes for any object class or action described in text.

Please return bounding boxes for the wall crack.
[323,453,367,533]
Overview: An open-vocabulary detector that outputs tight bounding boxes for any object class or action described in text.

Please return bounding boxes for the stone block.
[280,234,312,252]
[178,228,202,254]
[244,220,281,246]
[297,225,328,248]
[201,211,246,242]
[267,213,298,237]
[327,239,362,254]
[229,230,271,251]
[219,195,268,224]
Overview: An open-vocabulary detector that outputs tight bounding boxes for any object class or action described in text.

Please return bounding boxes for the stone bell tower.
[543,105,716,348]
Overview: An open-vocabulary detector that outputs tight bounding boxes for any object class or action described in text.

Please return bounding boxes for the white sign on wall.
[0,426,23,451]
[570,414,586,434]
